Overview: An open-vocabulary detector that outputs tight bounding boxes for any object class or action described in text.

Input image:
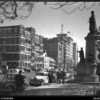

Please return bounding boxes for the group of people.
[48,69,66,84]
[56,69,66,84]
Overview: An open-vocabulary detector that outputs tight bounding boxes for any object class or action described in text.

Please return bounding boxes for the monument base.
[74,62,99,82]
[83,74,99,82]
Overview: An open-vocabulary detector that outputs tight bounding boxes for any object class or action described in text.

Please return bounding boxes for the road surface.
[14,83,99,96]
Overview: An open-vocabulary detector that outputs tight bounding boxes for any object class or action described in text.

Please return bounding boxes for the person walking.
[61,69,66,84]
[56,69,61,83]
[14,70,25,93]
[48,71,52,84]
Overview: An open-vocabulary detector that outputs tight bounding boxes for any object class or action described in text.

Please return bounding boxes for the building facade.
[33,34,44,70]
[43,37,63,69]
[0,25,44,70]
[0,25,33,69]
[57,34,73,71]
[43,56,56,70]
[43,24,73,71]
[73,42,78,68]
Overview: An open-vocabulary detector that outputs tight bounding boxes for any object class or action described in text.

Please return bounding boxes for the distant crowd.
[48,69,66,84]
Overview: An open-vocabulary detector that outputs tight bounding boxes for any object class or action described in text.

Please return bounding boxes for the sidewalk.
[15,83,93,96]
[26,83,67,90]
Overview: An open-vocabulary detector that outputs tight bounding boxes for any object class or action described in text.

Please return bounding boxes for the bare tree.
[0,1,35,23]
[0,1,99,23]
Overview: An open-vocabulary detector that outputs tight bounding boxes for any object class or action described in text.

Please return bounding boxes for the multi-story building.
[43,24,73,71]
[33,34,44,70]
[0,25,34,69]
[42,52,56,70]
[25,27,36,69]
[0,25,44,70]
[67,36,73,71]
[57,25,73,71]
[57,34,73,70]
[73,42,78,68]
[43,37,63,69]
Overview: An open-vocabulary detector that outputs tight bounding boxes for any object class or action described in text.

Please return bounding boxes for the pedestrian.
[56,69,61,83]
[61,69,66,84]
[51,71,55,83]
[14,70,25,93]
[48,71,52,83]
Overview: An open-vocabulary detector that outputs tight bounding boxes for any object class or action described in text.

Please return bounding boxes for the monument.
[74,11,100,82]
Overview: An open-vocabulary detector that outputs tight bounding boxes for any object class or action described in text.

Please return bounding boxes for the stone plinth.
[74,62,99,82]
[85,34,100,63]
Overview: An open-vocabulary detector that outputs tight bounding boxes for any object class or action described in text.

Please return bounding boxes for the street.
[0,71,100,96]
[15,83,99,96]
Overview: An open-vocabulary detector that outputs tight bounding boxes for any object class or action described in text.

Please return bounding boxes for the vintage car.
[0,73,17,95]
[29,71,49,86]
[0,72,29,95]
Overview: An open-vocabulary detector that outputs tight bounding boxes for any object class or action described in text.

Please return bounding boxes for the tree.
[0,1,99,23]
[0,1,35,23]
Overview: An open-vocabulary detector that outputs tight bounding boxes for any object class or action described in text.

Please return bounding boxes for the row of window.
[20,61,31,68]
[0,38,19,44]
[0,45,32,52]
[20,54,31,60]
[0,27,18,34]
[0,46,19,52]
[2,54,19,60]
[21,38,31,44]
[20,30,31,40]
[20,46,31,52]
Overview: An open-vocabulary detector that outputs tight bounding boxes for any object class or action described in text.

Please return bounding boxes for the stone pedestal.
[74,62,99,82]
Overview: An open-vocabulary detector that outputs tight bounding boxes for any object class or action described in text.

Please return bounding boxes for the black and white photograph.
[0,0,100,98]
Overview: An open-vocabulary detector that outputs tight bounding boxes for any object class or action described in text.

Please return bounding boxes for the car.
[64,72,75,82]
[24,68,30,72]
[15,68,25,73]
[29,71,49,86]
[0,73,17,95]
[0,72,29,95]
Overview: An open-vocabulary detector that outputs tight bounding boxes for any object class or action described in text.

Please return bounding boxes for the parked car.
[16,68,25,73]
[0,72,29,95]
[24,68,30,72]
[29,71,49,86]
[0,73,17,95]
[65,72,75,82]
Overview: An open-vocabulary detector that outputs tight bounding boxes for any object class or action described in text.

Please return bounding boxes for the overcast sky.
[1,2,100,52]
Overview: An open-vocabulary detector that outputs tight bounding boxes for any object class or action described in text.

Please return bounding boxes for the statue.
[78,47,85,63]
[89,11,97,33]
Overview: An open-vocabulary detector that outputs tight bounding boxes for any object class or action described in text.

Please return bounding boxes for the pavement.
[14,83,99,96]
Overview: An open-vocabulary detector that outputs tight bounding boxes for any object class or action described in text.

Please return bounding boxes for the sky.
[1,2,100,53]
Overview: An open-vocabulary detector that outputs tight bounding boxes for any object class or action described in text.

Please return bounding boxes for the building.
[0,25,34,69]
[57,24,73,71]
[43,24,73,70]
[43,37,63,69]
[33,34,44,70]
[67,36,73,71]
[33,52,56,71]
[42,52,56,70]
[73,42,78,68]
